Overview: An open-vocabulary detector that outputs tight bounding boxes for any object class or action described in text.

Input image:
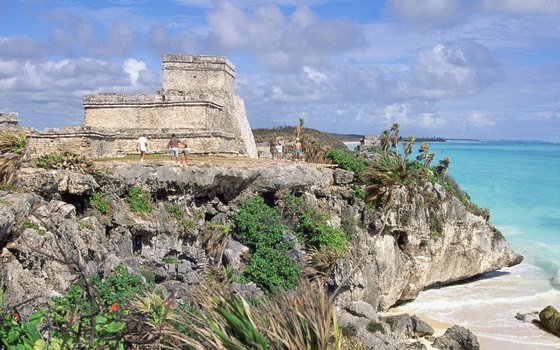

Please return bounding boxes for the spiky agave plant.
[156,276,341,350]
[0,129,26,185]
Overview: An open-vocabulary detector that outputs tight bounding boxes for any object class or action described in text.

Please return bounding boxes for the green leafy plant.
[386,317,398,331]
[0,265,148,349]
[366,320,384,334]
[125,187,152,213]
[90,191,110,213]
[353,185,366,199]
[326,149,371,182]
[78,221,91,230]
[23,220,43,231]
[163,256,179,264]
[164,201,184,219]
[297,208,348,254]
[36,151,93,171]
[234,196,301,290]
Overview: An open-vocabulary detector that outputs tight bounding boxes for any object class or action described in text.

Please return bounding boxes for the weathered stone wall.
[83,95,217,130]
[162,54,235,93]
[0,112,19,128]
[26,128,240,159]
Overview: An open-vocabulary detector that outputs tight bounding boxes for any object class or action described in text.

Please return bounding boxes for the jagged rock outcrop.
[539,305,560,337]
[331,183,522,310]
[2,162,521,316]
[432,325,480,350]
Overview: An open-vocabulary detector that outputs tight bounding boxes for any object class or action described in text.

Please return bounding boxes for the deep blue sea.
[347,140,560,349]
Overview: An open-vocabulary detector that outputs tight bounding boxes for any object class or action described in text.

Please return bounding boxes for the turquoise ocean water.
[346,140,560,349]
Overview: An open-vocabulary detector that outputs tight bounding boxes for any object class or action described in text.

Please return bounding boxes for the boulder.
[432,325,479,350]
[539,305,560,337]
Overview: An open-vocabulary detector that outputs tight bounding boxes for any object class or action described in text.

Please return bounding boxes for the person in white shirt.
[275,141,283,163]
[137,136,148,162]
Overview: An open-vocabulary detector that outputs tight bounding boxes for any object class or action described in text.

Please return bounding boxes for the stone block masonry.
[0,112,19,128]
[26,54,258,159]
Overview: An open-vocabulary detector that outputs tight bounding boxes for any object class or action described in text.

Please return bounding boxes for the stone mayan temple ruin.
[21,54,258,158]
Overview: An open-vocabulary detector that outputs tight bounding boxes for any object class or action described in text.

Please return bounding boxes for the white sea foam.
[395,264,560,349]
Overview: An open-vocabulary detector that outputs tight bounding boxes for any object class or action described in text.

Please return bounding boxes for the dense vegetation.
[0,125,492,349]
[252,126,348,150]
[1,193,351,349]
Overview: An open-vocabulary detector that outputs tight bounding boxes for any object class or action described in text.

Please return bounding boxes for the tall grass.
[0,130,26,185]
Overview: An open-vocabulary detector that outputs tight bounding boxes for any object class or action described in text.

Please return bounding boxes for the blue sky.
[1,0,559,141]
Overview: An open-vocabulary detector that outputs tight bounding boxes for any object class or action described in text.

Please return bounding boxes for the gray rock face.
[4,162,521,320]
[539,305,560,337]
[432,325,480,350]
[331,186,522,310]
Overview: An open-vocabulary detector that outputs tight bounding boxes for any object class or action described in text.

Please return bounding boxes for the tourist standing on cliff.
[294,138,302,165]
[167,134,180,163]
[137,136,148,162]
[180,137,190,167]
[275,141,283,163]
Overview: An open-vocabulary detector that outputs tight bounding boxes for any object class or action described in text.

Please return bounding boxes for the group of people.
[136,134,190,166]
[275,137,303,164]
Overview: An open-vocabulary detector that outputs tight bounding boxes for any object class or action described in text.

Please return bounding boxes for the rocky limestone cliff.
[0,162,521,316]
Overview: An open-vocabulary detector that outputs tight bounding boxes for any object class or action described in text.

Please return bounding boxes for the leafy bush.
[366,320,384,334]
[297,209,348,254]
[164,201,184,219]
[326,149,371,182]
[36,151,93,171]
[90,191,110,213]
[125,187,152,213]
[24,220,43,231]
[234,196,301,290]
[0,265,149,349]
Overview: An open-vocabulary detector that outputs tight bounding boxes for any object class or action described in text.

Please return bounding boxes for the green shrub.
[36,151,93,171]
[164,201,184,219]
[340,323,357,337]
[24,220,43,231]
[0,265,149,349]
[163,256,179,264]
[353,185,366,199]
[125,187,152,213]
[386,317,398,331]
[78,221,91,230]
[429,214,443,239]
[326,149,371,182]
[90,191,110,213]
[366,320,384,334]
[244,248,301,290]
[234,196,301,290]
[297,208,348,254]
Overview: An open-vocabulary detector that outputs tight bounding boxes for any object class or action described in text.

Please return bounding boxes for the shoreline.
[392,264,560,350]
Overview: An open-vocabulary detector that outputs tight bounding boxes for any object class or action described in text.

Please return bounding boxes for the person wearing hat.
[294,137,302,164]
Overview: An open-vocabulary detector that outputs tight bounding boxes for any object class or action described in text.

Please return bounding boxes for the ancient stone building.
[0,112,18,128]
[25,54,257,158]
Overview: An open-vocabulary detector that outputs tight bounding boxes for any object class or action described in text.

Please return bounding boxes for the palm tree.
[403,136,416,160]
[362,152,411,206]
[416,142,429,164]
[424,152,435,168]
[294,117,305,139]
[379,129,390,153]
[390,123,400,153]
[436,157,451,179]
